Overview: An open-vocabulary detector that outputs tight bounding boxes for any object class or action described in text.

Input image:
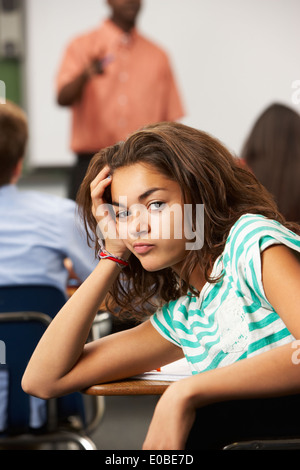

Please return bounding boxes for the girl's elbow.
[21,373,58,401]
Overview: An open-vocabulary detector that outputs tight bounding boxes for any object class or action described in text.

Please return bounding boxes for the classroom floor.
[87,317,159,450]
[90,395,158,450]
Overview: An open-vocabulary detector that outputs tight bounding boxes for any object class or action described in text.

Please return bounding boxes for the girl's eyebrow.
[111,187,166,207]
[138,187,167,201]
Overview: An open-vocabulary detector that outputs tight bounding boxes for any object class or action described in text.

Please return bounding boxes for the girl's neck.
[172,263,207,294]
[189,265,207,293]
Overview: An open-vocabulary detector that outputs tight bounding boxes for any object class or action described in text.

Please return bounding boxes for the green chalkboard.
[0,58,22,104]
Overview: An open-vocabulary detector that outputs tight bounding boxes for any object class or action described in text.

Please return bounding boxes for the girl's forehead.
[112,163,167,187]
[112,162,159,177]
[111,163,181,201]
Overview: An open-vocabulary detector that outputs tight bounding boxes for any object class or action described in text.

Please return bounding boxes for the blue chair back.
[0,285,85,435]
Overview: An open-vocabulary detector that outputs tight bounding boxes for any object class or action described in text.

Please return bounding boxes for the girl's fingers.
[90,167,112,202]
[91,175,111,201]
[90,166,113,221]
[90,166,110,190]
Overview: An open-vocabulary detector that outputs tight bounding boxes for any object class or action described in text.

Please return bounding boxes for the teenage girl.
[22,122,300,450]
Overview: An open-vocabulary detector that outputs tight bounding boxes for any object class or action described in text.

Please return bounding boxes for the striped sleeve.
[225,214,300,308]
[150,299,182,347]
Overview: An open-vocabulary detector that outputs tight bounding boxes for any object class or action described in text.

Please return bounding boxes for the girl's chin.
[135,249,186,272]
[140,263,165,272]
[139,259,177,273]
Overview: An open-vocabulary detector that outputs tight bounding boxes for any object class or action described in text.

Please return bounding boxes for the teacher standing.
[56,0,184,200]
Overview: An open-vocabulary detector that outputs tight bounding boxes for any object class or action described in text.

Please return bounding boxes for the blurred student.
[56,0,184,200]
[241,103,300,223]
[0,101,97,296]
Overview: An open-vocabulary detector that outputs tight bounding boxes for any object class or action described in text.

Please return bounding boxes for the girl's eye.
[148,201,166,212]
[116,210,130,220]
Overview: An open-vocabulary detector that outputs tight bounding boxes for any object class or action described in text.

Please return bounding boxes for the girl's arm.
[22,258,183,399]
[22,166,184,399]
[143,244,300,450]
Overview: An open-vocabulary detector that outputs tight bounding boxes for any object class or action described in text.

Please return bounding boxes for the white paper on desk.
[133,358,192,382]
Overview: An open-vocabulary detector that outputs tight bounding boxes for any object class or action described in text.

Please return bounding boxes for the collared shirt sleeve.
[56,35,90,93]
[161,56,185,122]
[57,198,97,281]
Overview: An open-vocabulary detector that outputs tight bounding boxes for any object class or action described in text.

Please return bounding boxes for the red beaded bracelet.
[98,249,129,268]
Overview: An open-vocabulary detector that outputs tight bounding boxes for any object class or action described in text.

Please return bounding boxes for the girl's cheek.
[148,213,161,239]
[116,221,128,241]
[149,205,184,241]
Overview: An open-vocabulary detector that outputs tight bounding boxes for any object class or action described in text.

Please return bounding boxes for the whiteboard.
[24,0,300,166]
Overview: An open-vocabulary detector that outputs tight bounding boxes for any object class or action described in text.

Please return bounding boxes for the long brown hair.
[77,121,300,319]
[241,103,300,223]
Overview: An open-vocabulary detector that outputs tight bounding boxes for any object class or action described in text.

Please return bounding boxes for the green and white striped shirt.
[150,214,300,374]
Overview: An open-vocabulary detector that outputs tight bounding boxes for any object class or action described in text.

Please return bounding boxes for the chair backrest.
[0,285,67,317]
[0,285,85,435]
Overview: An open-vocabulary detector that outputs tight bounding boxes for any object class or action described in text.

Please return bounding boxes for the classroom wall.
[24,0,300,167]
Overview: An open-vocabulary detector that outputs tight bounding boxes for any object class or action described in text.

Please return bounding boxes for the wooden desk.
[84,378,171,396]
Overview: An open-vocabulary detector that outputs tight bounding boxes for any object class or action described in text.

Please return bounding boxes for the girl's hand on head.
[90,166,129,258]
[90,165,111,219]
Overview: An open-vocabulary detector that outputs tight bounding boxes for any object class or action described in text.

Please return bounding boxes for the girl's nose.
[128,205,150,239]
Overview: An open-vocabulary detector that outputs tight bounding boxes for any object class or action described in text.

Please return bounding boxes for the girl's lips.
[133,244,154,254]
